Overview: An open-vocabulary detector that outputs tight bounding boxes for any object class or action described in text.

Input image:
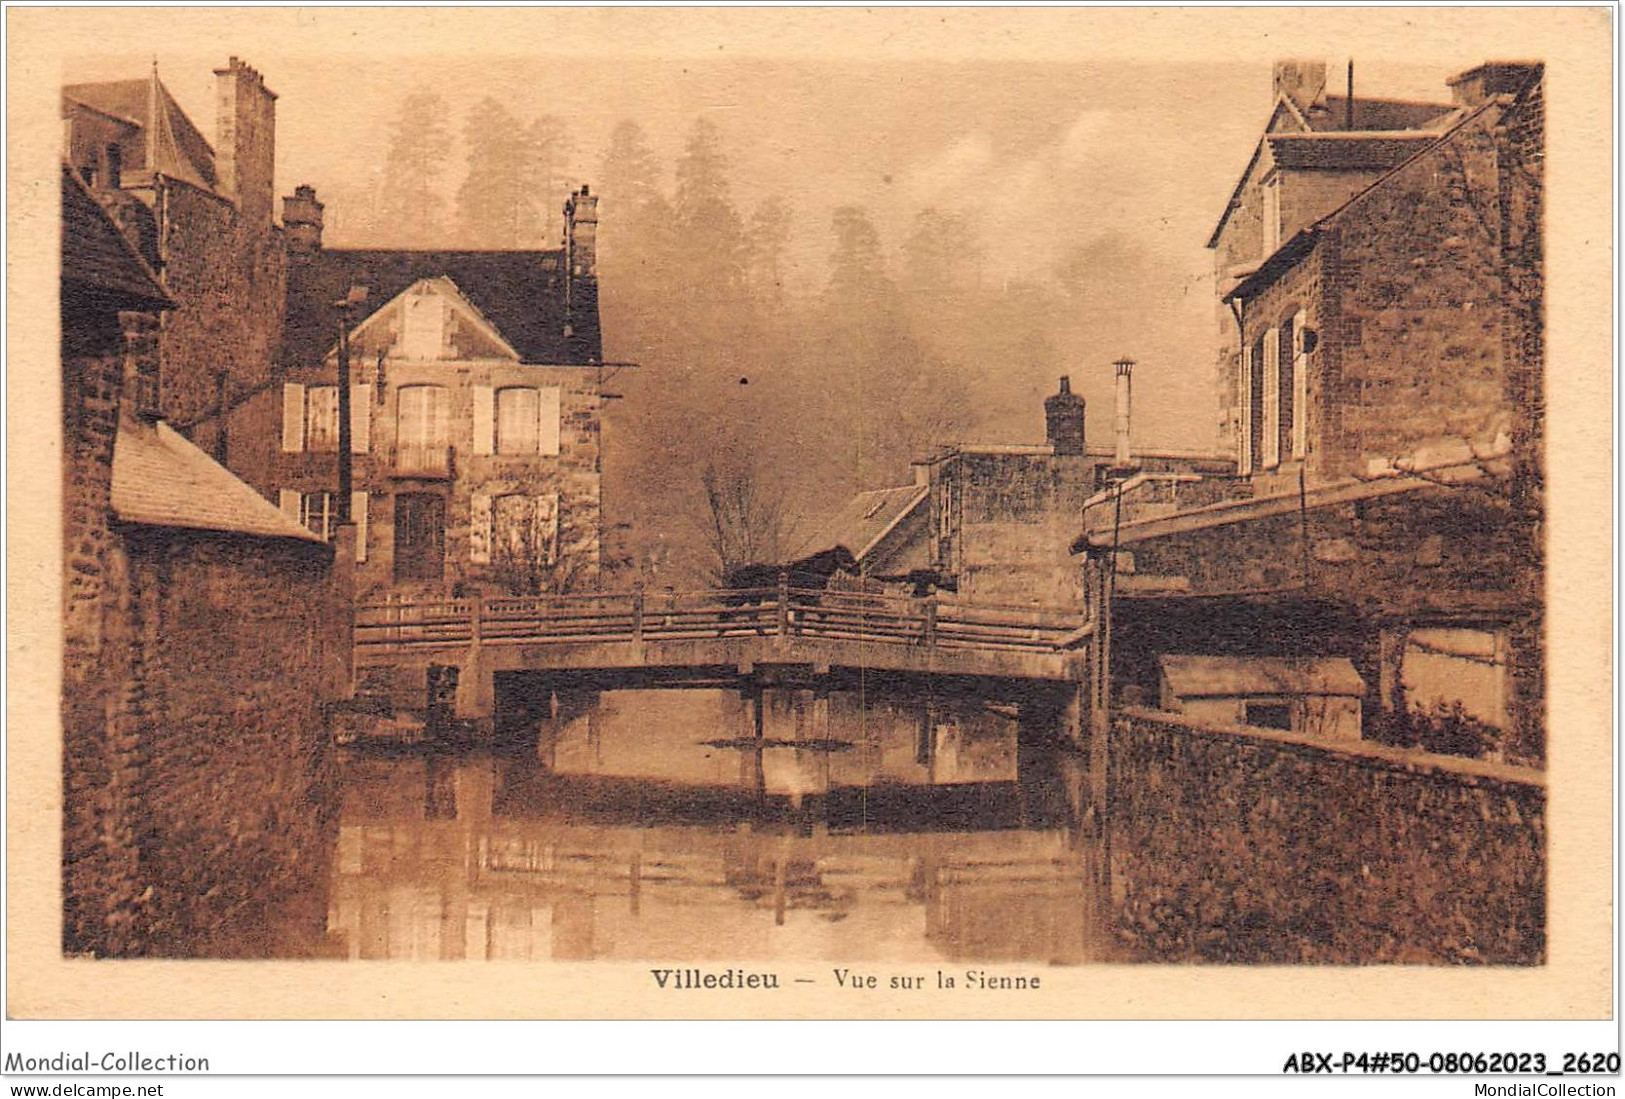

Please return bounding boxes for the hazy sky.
[60,10,1483,450]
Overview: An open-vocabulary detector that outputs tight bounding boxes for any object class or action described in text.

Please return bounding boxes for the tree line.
[335,90,1084,588]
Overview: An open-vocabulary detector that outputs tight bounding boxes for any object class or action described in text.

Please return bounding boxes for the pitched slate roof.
[282,248,600,367]
[1223,97,1507,304]
[789,484,928,562]
[1159,654,1365,698]
[63,75,218,191]
[111,420,326,543]
[1265,132,1441,171]
[61,166,171,308]
[1209,82,1456,249]
[1307,96,1455,133]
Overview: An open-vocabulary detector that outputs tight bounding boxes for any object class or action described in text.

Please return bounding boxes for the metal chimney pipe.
[1346,59,1355,130]
[1113,357,1135,467]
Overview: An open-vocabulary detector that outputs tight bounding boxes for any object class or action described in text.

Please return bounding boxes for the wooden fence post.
[632,583,644,643]
[777,571,791,636]
[468,596,482,649]
[924,599,937,650]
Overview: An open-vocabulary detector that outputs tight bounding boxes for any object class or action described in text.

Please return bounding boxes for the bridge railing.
[354,585,1091,655]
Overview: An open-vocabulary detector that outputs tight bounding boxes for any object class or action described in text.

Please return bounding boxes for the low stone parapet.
[1105,707,1545,964]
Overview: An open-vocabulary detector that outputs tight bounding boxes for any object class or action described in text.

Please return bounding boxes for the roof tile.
[283,249,599,367]
[112,421,327,543]
[790,484,928,562]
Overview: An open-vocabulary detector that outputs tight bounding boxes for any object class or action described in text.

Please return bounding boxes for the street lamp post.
[334,286,368,524]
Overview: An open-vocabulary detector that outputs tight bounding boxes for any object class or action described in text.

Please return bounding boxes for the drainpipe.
[333,286,368,524]
[1228,295,1247,469]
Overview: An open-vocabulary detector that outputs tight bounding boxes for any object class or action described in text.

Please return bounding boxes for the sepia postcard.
[5,5,1615,1048]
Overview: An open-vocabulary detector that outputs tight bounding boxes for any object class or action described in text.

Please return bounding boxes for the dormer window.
[400,289,445,360]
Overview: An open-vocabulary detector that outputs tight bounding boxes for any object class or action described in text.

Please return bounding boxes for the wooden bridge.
[354,583,1094,718]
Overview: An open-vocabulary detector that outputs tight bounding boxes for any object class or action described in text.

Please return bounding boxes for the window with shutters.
[493,494,558,565]
[496,387,540,454]
[473,384,561,457]
[281,383,371,453]
[278,489,368,561]
[477,493,560,593]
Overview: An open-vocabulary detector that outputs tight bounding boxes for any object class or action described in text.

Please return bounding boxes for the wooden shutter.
[470,493,492,563]
[539,386,561,456]
[281,384,305,452]
[1292,311,1309,459]
[278,489,301,519]
[351,385,372,453]
[352,491,369,562]
[472,386,495,455]
[431,385,450,446]
[1277,320,1294,465]
[1261,328,1280,469]
[1238,349,1253,474]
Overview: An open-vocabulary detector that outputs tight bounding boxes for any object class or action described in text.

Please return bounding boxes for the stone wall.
[120,531,345,956]
[946,452,1095,606]
[1319,109,1510,483]
[64,525,346,957]
[1104,708,1545,964]
[61,319,140,956]
[155,179,288,469]
[62,308,348,953]
[1496,74,1545,769]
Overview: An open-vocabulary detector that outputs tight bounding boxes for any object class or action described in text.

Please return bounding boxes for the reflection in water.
[325,690,1114,964]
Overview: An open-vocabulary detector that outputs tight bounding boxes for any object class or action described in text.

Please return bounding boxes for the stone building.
[795,377,1231,607]
[1207,60,1461,465]
[1080,62,1546,765]
[272,185,604,597]
[63,59,288,480]
[61,166,349,957]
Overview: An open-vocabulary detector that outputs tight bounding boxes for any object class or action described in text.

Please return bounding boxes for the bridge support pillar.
[454,647,494,724]
[732,684,766,796]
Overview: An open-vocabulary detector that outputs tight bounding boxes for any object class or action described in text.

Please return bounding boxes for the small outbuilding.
[1157,654,1365,740]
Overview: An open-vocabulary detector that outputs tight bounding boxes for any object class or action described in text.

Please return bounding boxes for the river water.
[318,687,1118,964]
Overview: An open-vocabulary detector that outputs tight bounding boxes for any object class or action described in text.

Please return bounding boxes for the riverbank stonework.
[123,531,349,956]
[1105,708,1545,964]
[65,524,350,957]
[62,327,352,956]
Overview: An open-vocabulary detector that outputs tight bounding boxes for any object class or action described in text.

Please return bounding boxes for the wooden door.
[394,492,445,582]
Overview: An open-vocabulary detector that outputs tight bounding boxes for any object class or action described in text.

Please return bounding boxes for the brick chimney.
[1273,60,1328,112]
[565,184,598,280]
[1044,376,1086,456]
[282,184,324,255]
[562,184,602,363]
[214,56,277,226]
